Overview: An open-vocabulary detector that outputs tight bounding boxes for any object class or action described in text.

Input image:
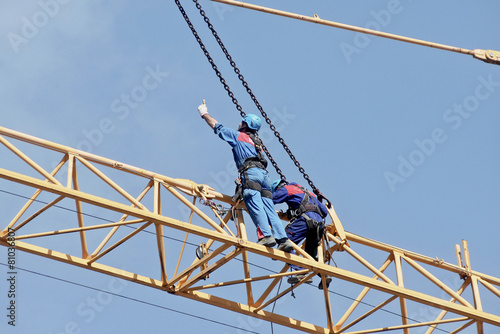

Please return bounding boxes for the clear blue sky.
[1,1,500,333]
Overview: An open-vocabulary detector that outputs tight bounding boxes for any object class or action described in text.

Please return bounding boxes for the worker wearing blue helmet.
[272,179,331,289]
[197,101,293,252]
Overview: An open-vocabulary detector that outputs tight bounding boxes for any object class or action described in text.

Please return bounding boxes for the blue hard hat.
[242,114,261,131]
[272,179,287,193]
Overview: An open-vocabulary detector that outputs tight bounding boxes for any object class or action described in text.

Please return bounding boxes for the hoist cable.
[175,0,332,207]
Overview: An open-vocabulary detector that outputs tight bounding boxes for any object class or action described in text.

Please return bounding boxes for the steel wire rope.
[0,188,447,330]
[174,0,332,207]
[0,262,261,334]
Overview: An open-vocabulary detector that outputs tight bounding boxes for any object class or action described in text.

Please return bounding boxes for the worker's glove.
[198,103,208,118]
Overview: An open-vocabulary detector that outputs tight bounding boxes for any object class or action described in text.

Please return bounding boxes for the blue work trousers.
[242,168,287,241]
[286,218,319,271]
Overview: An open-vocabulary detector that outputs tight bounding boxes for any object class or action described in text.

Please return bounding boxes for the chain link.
[175,0,331,207]
[174,0,286,181]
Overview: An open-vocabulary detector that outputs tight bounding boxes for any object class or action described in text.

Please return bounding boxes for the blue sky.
[1,1,500,333]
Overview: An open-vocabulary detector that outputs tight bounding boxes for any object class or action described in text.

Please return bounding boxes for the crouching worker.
[197,101,293,252]
[272,179,332,289]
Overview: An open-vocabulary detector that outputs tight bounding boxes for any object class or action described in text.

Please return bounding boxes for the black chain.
[175,0,331,207]
[174,0,285,182]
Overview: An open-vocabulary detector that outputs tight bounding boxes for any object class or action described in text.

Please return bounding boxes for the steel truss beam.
[0,125,499,333]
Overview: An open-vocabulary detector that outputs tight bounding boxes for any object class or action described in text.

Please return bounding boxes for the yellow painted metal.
[338,296,398,333]
[424,280,470,334]
[394,252,410,334]
[210,0,500,66]
[1,126,500,333]
[335,254,394,331]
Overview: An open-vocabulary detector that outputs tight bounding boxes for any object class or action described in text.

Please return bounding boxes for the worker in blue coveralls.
[272,179,332,289]
[197,101,294,252]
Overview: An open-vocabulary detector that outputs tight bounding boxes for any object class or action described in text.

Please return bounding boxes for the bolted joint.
[166,284,177,294]
[472,49,500,65]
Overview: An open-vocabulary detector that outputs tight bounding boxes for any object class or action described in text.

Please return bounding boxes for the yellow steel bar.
[338,296,398,333]
[0,239,164,288]
[317,240,334,333]
[341,317,470,334]
[424,279,470,334]
[2,167,500,326]
[162,182,227,235]
[0,167,242,249]
[462,240,472,274]
[478,278,500,299]
[7,232,475,334]
[402,255,472,307]
[87,221,153,264]
[3,189,43,234]
[69,155,89,259]
[76,156,147,210]
[11,195,65,233]
[1,154,68,235]
[253,272,317,313]
[176,248,242,291]
[393,252,410,334]
[449,320,475,334]
[236,208,254,306]
[471,277,484,333]
[204,195,236,237]
[174,196,197,277]
[330,233,394,284]
[290,239,316,261]
[14,219,145,240]
[0,238,326,334]
[326,205,348,245]
[66,153,75,188]
[253,265,299,307]
[90,180,154,258]
[211,0,500,66]
[178,290,331,334]
[0,135,62,185]
[336,254,394,329]
[347,232,500,287]
[464,240,484,334]
[455,244,464,268]
[211,0,469,53]
[186,209,236,278]
[188,268,297,292]
[0,125,230,203]
[153,180,168,285]
[169,243,233,287]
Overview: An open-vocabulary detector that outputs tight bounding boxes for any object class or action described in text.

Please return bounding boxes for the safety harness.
[233,132,272,200]
[237,132,268,173]
[287,184,327,246]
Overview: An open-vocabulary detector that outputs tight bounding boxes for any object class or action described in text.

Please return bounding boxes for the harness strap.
[238,132,268,174]
[301,214,326,246]
[241,172,272,199]
[238,158,266,174]
[291,185,326,219]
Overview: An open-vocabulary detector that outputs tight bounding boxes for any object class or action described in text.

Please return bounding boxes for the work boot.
[287,274,313,285]
[258,236,276,247]
[318,276,332,290]
[277,239,294,252]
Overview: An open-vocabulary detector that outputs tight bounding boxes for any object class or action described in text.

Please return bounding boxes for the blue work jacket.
[273,183,328,222]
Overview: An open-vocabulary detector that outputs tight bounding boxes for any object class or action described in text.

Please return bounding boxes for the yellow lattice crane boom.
[1,125,500,333]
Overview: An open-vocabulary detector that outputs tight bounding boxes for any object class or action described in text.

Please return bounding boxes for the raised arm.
[198,101,218,130]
